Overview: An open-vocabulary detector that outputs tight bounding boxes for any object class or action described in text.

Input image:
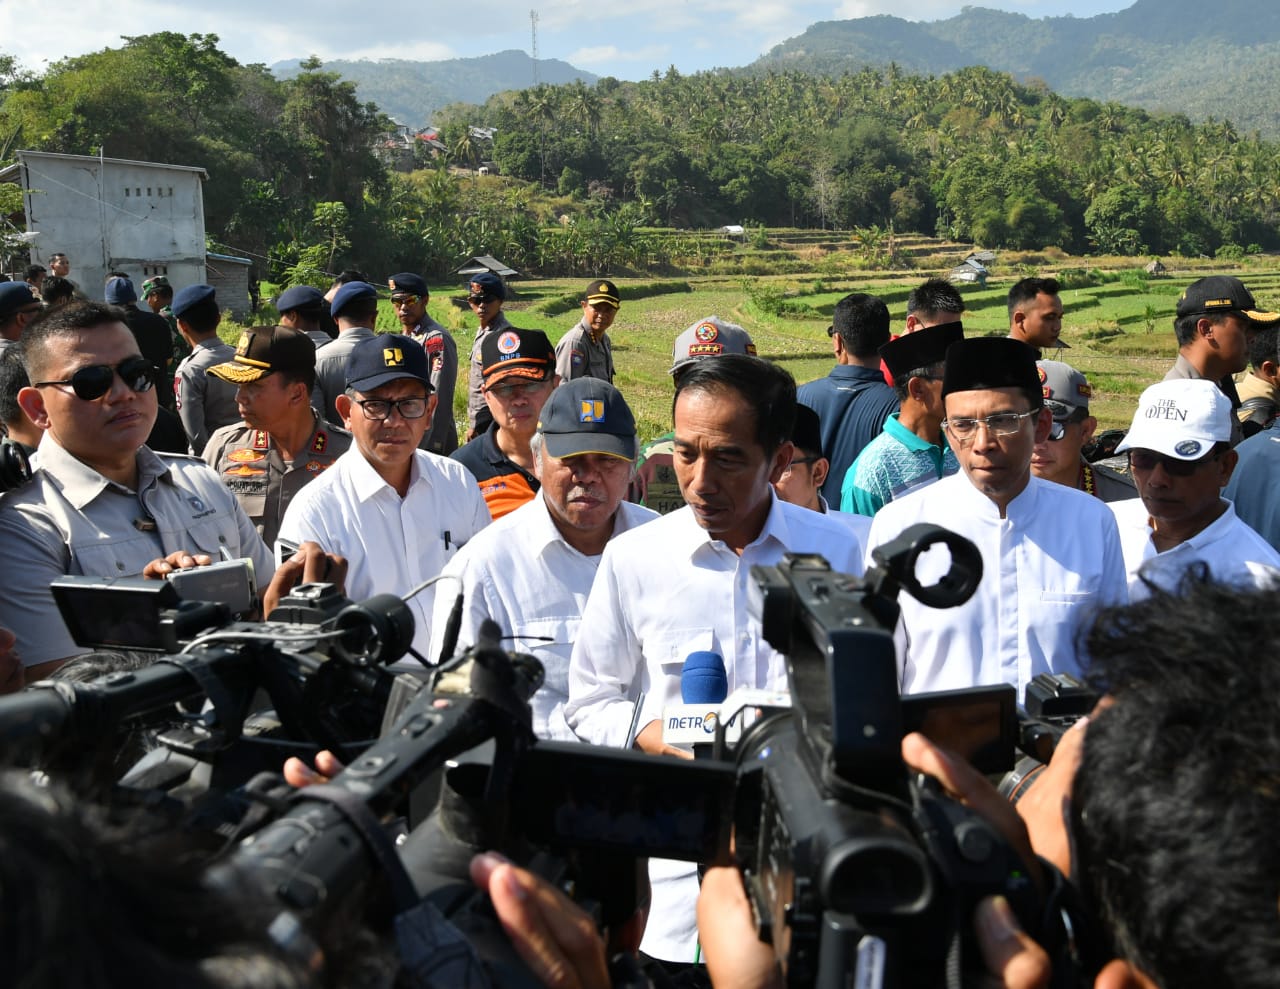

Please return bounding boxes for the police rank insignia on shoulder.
[311,432,328,454]
[228,448,266,464]
[252,430,270,450]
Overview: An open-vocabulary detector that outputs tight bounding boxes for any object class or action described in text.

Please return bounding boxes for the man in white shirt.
[1111,378,1280,597]
[429,378,657,738]
[279,334,490,668]
[867,336,1127,700]
[566,354,867,965]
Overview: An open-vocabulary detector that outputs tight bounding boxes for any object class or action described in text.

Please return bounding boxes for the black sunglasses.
[468,293,496,305]
[1128,448,1221,477]
[34,356,158,401]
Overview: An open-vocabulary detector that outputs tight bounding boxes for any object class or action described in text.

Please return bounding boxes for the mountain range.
[274,0,1280,137]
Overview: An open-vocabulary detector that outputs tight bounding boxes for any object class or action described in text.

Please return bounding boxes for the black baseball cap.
[583,279,621,308]
[1176,275,1280,325]
[538,378,637,460]
[389,272,429,296]
[345,333,433,392]
[481,327,555,387]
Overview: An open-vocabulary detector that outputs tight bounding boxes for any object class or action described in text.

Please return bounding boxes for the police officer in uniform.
[389,272,458,454]
[203,325,351,551]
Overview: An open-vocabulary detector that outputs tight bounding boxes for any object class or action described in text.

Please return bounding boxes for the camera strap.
[158,653,245,744]
[289,783,493,989]
[292,782,421,913]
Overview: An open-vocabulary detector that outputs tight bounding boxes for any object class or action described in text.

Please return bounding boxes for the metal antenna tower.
[530,10,540,86]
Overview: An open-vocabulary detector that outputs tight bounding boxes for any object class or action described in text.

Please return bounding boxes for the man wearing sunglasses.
[463,272,514,440]
[452,327,559,520]
[1030,360,1134,502]
[866,337,1126,700]
[278,334,489,666]
[389,272,457,455]
[0,302,274,685]
[1111,379,1280,599]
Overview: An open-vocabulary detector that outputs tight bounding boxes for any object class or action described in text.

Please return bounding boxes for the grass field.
[244,247,1280,444]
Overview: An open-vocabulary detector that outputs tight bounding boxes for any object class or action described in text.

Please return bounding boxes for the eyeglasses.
[33,356,157,401]
[354,397,428,420]
[780,456,818,479]
[391,295,421,308]
[1128,449,1221,477]
[468,293,497,305]
[486,379,548,400]
[943,410,1037,444]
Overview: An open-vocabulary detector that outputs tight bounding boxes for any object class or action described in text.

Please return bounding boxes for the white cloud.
[568,44,671,67]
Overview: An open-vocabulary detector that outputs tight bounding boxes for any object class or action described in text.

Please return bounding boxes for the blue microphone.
[681,650,727,704]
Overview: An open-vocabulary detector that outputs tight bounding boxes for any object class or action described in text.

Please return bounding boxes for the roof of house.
[455,255,518,278]
[0,149,209,185]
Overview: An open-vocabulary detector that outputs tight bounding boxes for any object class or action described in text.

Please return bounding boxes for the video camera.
[0,525,1083,988]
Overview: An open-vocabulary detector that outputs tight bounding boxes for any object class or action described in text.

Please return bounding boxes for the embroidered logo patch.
[687,343,723,358]
[227,449,265,464]
[224,465,266,477]
[579,400,605,423]
[497,331,520,354]
[694,322,719,342]
[1174,440,1203,457]
[383,348,404,367]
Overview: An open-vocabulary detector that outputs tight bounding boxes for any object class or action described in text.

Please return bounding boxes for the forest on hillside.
[3,34,1280,282]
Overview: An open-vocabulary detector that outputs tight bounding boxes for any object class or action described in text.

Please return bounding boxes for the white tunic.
[1110,497,1280,599]
[428,491,659,739]
[277,447,490,665]
[866,472,1127,699]
[565,493,866,963]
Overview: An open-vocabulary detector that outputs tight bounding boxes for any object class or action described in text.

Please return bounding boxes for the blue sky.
[2,0,1136,80]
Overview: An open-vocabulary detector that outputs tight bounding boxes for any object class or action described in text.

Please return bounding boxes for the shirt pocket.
[1039,591,1096,606]
[644,628,718,722]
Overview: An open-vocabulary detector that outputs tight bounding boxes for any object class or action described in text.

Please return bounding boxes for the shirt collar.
[829,364,887,383]
[37,437,171,509]
[676,489,791,560]
[884,413,948,453]
[345,445,425,502]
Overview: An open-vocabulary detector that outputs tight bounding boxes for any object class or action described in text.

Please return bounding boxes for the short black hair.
[891,360,945,402]
[106,269,129,281]
[20,301,131,381]
[39,277,75,305]
[331,269,369,288]
[1174,309,1237,348]
[1006,277,1060,321]
[1076,572,1280,989]
[673,354,796,454]
[906,278,964,320]
[1247,323,1279,371]
[24,265,45,281]
[831,293,891,359]
[0,347,29,425]
[176,298,220,335]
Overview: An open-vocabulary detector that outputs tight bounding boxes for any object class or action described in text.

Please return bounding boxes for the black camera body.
[736,528,1045,987]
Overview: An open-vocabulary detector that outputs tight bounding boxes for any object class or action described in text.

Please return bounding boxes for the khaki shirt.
[203,413,352,550]
[0,439,273,668]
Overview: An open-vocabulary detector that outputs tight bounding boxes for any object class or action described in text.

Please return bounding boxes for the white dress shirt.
[429,491,659,739]
[866,472,1127,700]
[1110,497,1280,599]
[565,493,866,962]
[277,447,490,665]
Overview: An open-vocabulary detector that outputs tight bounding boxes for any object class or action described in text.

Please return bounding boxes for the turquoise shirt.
[841,414,958,515]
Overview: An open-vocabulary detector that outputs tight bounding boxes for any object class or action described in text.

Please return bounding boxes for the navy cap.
[276,285,325,313]
[538,378,637,461]
[389,272,429,296]
[345,333,433,392]
[172,284,216,318]
[1176,275,1280,325]
[0,282,39,320]
[467,271,506,300]
[330,280,377,319]
[104,276,137,305]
